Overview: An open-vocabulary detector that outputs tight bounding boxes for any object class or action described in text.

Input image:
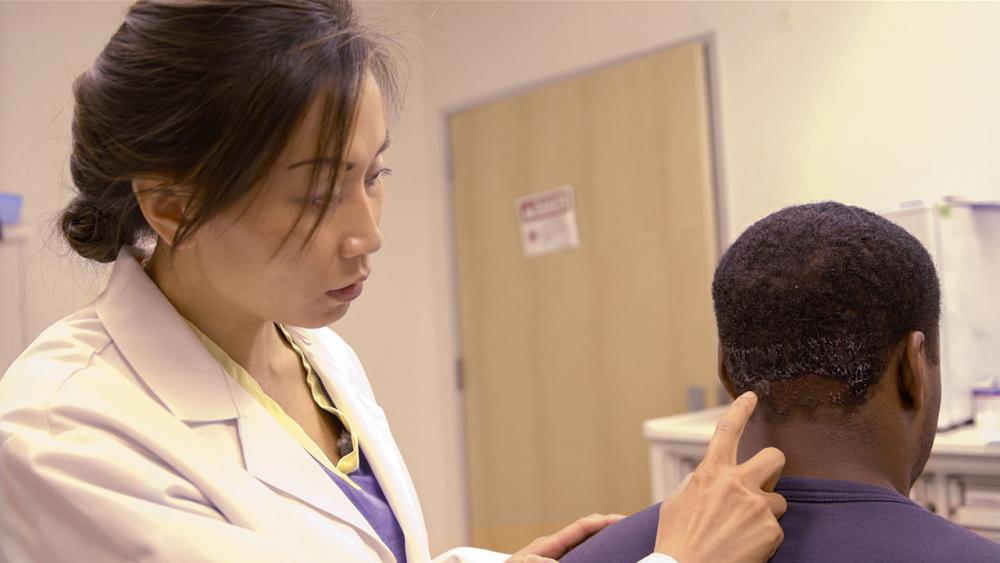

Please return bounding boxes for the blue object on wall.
[0,193,23,225]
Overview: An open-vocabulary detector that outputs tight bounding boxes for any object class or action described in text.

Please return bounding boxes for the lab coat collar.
[287,327,431,562]
[95,247,239,423]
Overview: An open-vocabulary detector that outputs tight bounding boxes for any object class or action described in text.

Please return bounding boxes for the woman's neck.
[144,244,286,375]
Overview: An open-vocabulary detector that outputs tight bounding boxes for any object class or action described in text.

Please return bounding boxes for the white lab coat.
[0,248,505,563]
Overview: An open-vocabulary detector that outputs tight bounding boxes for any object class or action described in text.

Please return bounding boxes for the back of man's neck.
[738,418,911,496]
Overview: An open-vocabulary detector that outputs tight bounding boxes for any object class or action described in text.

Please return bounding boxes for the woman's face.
[185,75,390,328]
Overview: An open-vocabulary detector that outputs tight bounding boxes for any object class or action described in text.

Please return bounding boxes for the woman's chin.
[278,299,353,329]
[308,303,352,328]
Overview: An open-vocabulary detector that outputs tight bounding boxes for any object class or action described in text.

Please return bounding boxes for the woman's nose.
[339,190,383,259]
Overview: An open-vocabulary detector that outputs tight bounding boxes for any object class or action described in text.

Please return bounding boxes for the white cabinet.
[645,407,1000,542]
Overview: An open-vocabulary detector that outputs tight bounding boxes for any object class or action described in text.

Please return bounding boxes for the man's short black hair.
[712,202,940,419]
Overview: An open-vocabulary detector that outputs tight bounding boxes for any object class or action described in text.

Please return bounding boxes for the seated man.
[563,202,1000,562]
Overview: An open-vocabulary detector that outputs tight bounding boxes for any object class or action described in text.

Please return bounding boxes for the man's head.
[713,202,941,486]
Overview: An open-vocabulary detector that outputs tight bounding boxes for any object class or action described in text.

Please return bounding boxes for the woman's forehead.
[282,75,388,165]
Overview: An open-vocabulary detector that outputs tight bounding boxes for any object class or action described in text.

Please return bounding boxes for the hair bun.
[59,195,124,263]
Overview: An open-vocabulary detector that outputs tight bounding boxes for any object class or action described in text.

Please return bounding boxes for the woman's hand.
[506,513,625,563]
[655,391,787,563]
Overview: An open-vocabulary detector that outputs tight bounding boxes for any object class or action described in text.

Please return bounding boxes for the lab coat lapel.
[290,328,431,562]
[233,390,391,556]
[350,394,432,562]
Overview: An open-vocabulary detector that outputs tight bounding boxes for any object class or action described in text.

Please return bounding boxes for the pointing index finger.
[704,391,758,465]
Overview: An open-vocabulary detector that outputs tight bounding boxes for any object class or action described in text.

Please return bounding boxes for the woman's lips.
[327,279,366,302]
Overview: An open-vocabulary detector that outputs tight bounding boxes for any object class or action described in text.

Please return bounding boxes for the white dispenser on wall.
[882,198,1000,430]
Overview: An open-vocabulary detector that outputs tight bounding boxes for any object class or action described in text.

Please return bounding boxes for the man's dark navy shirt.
[562,476,1000,563]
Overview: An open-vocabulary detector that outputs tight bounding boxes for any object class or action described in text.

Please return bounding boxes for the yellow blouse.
[186,321,362,490]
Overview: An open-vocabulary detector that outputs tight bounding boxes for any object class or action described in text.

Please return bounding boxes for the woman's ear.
[896,331,928,412]
[132,177,189,247]
[717,343,738,400]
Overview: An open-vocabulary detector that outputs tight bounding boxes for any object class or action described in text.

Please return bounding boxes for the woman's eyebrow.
[287,157,340,170]
[287,132,391,171]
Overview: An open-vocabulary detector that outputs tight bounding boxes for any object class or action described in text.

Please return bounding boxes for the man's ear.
[717,343,738,400]
[132,177,189,247]
[896,331,928,413]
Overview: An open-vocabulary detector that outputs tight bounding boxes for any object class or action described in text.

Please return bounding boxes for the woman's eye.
[365,167,393,188]
[306,168,391,206]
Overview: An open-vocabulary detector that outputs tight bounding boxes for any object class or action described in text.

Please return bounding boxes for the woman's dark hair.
[60,0,399,263]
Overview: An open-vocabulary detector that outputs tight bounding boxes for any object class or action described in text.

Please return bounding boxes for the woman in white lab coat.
[0,1,787,562]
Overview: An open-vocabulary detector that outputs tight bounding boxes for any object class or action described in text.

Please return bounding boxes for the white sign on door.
[515,185,580,258]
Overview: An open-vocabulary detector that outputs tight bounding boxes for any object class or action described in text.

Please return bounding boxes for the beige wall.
[4,0,1000,555]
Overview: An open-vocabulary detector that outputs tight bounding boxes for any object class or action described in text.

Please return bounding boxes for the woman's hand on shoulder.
[506,513,625,563]
[654,392,787,563]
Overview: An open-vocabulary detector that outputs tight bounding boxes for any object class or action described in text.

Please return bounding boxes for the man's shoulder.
[561,502,661,563]
[776,477,1000,562]
[886,502,1000,561]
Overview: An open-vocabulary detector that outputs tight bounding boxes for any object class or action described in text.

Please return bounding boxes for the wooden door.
[449,41,719,552]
